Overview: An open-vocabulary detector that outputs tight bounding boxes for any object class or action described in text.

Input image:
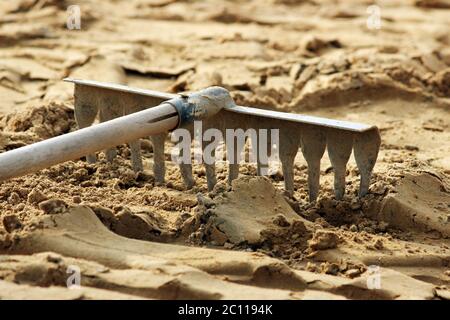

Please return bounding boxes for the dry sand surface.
[0,0,450,300]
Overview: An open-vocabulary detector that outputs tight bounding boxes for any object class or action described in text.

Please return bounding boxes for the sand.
[0,0,449,300]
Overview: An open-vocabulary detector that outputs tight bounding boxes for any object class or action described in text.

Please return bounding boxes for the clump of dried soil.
[1,102,76,140]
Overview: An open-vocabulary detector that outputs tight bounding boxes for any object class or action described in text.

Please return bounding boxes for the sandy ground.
[0,0,449,300]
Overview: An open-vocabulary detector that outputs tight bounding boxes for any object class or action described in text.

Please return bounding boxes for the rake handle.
[0,86,234,182]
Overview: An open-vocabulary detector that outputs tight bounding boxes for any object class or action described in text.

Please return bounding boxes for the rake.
[0,78,380,202]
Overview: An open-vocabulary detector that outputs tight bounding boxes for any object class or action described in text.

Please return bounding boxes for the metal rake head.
[65,78,381,202]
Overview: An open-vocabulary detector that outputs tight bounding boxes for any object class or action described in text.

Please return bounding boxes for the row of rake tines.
[74,85,381,202]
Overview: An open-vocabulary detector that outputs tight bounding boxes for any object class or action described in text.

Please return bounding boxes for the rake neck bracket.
[166,86,235,128]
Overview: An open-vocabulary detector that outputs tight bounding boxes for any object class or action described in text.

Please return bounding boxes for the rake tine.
[128,94,172,173]
[201,113,229,191]
[123,94,148,173]
[202,139,218,191]
[327,129,354,200]
[278,123,301,195]
[178,138,195,189]
[353,128,381,197]
[128,140,143,172]
[226,136,242,185]
[223,113,250,185]
[98,94,123,162]
[255,130,270,176]
[73,84,98,164]
[180,163,195,189]
[300,125,327,202]
[151,133,167,185]
[175,121,196,189]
